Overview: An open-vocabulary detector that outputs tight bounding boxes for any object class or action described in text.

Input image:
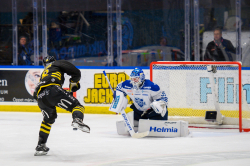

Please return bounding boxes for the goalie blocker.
[110,90,128,114]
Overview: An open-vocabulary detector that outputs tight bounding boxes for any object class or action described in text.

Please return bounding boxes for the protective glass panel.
[15,0,34,66]
[0,3,13,65]
[199,0,237,62]
[241,1,250,67]
[120,0,186,66]
[45,0,108,66]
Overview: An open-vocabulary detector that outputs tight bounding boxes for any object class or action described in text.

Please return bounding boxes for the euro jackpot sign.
[84,72,133,104]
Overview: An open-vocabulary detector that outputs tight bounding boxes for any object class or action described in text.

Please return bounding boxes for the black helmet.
[43,56,56,67]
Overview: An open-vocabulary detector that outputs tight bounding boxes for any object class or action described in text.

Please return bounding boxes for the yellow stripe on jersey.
[51,74,61,80]
[40,128,50,134]
[51,72,61,77]
[55,72,61,76]
[51,72,61,80]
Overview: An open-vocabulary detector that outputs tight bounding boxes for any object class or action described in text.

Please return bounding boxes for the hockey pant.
[130,104,168,121]
[37,85,84,144]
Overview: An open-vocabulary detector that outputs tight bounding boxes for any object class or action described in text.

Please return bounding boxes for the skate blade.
[34,151,48,156]
[71,123,90,133]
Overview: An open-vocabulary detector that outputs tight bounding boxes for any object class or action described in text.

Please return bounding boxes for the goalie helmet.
[42,56,56,67]
[130,68,145,89]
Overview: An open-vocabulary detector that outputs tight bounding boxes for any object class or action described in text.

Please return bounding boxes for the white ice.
[0,112,250,166]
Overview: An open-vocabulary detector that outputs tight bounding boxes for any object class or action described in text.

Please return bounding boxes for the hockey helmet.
[42,56,56,67]
[130,68,145,89]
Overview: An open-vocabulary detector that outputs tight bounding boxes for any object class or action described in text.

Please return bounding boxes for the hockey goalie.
[110,68,189,137]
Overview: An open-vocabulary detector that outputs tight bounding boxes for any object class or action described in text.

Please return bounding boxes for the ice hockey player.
[113,68,168,124]
[33,56,90,156]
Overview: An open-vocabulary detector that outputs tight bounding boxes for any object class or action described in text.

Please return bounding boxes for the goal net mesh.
[151,62,250,129]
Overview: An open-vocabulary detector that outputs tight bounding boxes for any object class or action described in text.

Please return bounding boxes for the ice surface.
[0,112,250,166]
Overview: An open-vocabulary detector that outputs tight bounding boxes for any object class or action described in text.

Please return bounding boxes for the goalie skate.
[34,144,49,156]
[71,118,90,133]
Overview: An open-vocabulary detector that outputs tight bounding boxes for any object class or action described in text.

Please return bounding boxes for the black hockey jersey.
[34,60,81,99]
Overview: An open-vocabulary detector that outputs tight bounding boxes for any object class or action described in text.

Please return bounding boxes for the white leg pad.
[116,111,134,135]
[116,120,129,135]
[127,111,134,127]
[134,120,139,127]
[138,120,189,137]
[180,121,189,137]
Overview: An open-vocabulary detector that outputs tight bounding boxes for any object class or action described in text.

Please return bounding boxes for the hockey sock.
[72,106,84,120]
[38,121,52,145]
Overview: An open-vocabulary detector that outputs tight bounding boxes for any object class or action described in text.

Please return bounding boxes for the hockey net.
[150,61,250,132]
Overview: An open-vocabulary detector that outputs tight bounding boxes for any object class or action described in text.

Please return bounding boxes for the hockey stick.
[103,71,115,94]
[103,70,149,138]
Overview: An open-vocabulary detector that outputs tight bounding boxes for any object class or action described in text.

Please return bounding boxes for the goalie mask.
[43,56,56,68]
[130,68,145,89]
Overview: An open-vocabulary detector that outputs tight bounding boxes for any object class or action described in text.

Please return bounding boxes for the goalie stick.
[103,70,149,138]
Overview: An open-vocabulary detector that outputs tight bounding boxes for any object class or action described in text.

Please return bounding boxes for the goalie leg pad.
[138,120,189,137]
[116,121,129,135]
[134,120,139,127]
[116,111,134,135]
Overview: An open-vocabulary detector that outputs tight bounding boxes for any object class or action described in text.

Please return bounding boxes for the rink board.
[1,66,250,115]
[0,66,148,114]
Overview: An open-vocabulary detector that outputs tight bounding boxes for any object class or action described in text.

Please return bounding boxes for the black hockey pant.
[37,85,84,144]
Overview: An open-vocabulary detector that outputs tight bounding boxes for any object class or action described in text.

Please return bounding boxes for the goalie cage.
[150,61,250,132]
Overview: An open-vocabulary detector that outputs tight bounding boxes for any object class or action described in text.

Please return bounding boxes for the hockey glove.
[69,80,81,92]
[150,100,167,117]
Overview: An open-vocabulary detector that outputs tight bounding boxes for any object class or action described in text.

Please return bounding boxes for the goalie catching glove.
[150,100,167,117]
[69,79,80,92]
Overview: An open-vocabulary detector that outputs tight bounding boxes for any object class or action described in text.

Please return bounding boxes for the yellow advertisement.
[84,72,133,104]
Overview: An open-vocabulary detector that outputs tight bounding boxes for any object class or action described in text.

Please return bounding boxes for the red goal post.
[150,61,250,132]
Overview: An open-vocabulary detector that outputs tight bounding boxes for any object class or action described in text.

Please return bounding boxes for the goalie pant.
[37,85,84,145]
[130,103,168,121]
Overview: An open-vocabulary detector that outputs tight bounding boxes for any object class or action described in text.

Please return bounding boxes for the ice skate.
[71,118,90,133]
[34,144,49,156]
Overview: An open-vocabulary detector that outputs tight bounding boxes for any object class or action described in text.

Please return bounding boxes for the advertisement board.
[0,69,42,103]
[0,67,149,113]
[0,66,250,114]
